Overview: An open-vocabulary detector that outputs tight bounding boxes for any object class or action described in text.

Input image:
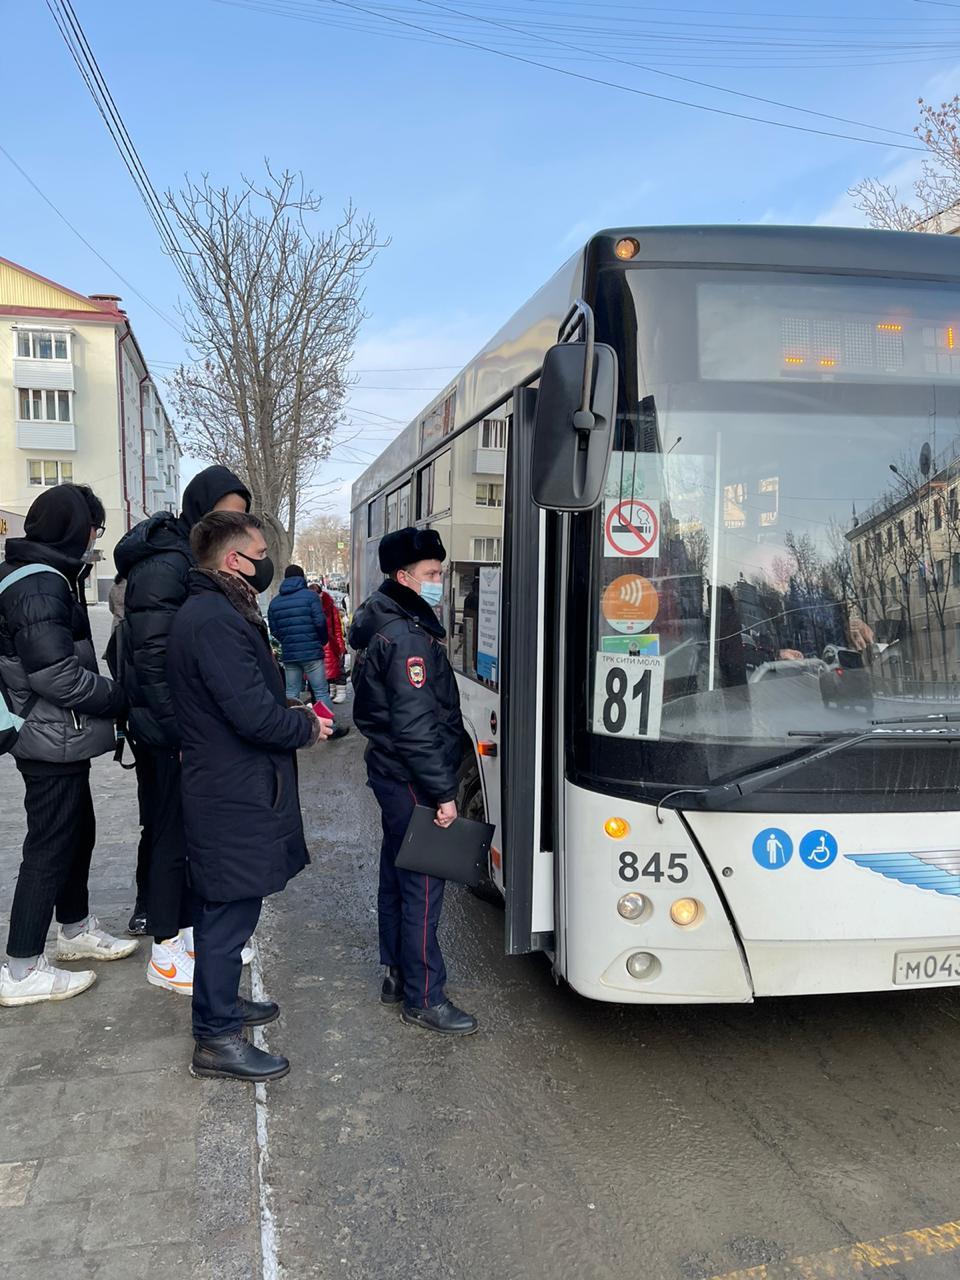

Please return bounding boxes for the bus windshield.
[578,267,960,801]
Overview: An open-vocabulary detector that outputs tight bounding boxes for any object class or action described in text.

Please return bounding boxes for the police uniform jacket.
[349,578,463,804]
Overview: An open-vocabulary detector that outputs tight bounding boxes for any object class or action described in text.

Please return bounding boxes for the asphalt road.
[257,695,960,1280]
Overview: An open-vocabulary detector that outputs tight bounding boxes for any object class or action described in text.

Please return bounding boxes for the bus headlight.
[617,892,647,920]
[670,898,704,928]
[626,951,659,980]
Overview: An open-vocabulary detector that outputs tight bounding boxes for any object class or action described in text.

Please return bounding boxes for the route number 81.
[592,653,664,741]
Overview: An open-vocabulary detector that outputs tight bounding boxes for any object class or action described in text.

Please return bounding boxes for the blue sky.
[2,0,958,513]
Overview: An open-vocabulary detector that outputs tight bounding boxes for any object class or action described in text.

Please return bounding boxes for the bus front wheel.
[456,756,503,907]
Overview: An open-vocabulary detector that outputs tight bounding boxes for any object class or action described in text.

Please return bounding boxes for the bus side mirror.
[531,340,618,511]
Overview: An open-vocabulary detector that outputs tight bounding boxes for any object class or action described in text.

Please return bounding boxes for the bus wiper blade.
[871,711,960,726]
[691,728,960,812]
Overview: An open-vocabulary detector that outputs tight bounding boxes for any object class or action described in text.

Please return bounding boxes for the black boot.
[126,908,147,937]
[190,1031,290,1081]
[380,966,403,1005]
[239,997,280,1027]
[401,1000,479,1036]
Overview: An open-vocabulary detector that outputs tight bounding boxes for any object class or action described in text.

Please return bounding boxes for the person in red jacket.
[309,582,348,704]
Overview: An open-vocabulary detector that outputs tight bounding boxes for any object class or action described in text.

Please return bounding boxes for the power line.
[416,0,916,139]
[0,141,182,335]
[225,0,923,148]
[45,0,197,293]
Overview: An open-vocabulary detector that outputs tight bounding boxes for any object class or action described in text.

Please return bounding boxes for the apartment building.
[0,255,180,601]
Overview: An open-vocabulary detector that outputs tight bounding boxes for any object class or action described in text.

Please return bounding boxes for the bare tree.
[851,97,960,229]
[167,166,381,569]
[295,513,351,577]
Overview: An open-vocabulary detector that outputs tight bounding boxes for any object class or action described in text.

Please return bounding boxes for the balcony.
[16,421,76,451]
[13,358,75,393]
[473,446,505,476]
[144,452,160,481]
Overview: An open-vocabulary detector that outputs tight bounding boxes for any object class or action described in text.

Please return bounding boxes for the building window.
[475,482,503,508]
[889,576,897,601]
[480,418,507,450]
[915,510,924,537]
[471,536,502,560]
[935,499,943,531]
[886,525,893,551]
[16,329,70,360]
[18,389,71,423]
[856,543,862,567]
[937,560,946,589]
[953,552,960,587]
[897,520,906,545]
[873,532,882,557]
[28,460,73,487]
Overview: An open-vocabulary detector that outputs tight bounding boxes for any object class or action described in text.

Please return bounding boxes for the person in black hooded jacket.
[113,465,251,990]
[350,527,477,1037]
[0,484,137,1008]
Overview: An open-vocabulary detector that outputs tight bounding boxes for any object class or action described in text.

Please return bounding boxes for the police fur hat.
[379,526,446,573]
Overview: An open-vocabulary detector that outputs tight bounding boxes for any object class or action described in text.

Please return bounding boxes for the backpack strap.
[0,564,72,727]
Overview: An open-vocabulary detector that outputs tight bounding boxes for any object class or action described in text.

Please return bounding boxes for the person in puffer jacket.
[268,566,347,738]
[113,465,251,992]
[0,484,137,1008]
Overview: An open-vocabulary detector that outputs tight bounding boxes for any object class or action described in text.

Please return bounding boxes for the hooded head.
[181,465,252,529]
[5,483,103,571]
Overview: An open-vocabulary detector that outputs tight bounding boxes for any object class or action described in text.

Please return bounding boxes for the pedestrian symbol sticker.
[799,830,837,870]
[752,827,793,870]
[604,498,660,559]
[600,575,659,634]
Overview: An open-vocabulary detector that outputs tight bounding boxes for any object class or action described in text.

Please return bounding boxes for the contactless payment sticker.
[601,574,659,635]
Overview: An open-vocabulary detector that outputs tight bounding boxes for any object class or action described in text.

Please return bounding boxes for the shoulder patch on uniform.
[406,656,427,688]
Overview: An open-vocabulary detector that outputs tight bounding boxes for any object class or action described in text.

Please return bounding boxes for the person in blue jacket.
[168,512,332,1082]
[268,565,347,738]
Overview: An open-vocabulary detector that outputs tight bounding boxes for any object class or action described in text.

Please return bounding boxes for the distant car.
[819,645,873,710]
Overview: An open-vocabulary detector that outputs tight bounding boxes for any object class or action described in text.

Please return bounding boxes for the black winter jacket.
[0,488,125,770]
[349,579,463,804]
[167,571,315,902]
[113,466,250,749]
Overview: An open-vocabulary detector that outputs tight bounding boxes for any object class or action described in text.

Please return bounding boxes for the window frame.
[27,459,73,487]
[18,388,72,424]
[16,329,71,361]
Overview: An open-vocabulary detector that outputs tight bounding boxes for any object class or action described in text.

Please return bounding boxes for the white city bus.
[351,226,960,1003]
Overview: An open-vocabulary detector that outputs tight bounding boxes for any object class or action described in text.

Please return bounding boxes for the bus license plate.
[894,949,960,985]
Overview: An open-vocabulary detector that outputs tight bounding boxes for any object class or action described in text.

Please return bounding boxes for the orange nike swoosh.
[152,962,178,979]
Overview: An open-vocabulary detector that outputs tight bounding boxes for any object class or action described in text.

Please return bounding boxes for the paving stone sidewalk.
[0,606,262,1280]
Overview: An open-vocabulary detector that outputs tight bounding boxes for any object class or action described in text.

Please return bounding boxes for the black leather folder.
[395,805,495,887]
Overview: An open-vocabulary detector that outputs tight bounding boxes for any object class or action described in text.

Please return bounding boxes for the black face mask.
[236,551,275,593]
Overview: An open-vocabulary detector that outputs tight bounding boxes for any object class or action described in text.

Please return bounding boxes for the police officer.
[350,527,478,1036]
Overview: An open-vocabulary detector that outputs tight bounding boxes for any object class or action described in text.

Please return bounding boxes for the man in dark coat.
[267,565,347,737]
[0,484,136,1008]
[350,527,477,1036]
[168,510,331,1082]
[113,465,251,993]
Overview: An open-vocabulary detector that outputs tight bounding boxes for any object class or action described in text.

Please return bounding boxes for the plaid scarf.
[198,569,271,648]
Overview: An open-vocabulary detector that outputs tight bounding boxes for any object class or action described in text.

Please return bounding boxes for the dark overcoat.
[167,571,314,902]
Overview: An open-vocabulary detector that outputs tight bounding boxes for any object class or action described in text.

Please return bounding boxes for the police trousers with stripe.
[368,773,446,1009]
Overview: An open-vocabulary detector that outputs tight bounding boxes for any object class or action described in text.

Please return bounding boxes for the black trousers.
[7,765,95,958]
[135,748,191,941]
[369,774,447,1009]
[133,764,151,915]
[192,896,262,1040]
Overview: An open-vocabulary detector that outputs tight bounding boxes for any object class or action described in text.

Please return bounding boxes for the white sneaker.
[241,942,254,966]
[333,687,347,704]
[147,939,194,994]
[56,916,139,962]
[179,926,194,959]
[0,956,96,1007]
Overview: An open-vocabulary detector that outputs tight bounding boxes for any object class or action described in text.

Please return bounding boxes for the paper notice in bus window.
[591,652,665,740]
[476,566,500,682]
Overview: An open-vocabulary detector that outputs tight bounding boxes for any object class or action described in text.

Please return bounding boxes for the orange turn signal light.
[614,237,640,260]
[604,816,631,840]
[478,741,498,758]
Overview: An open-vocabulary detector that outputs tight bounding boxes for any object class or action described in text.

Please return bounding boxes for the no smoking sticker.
[604,498,660,559]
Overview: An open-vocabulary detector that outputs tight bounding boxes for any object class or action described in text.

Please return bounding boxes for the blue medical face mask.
[419,581,443,608]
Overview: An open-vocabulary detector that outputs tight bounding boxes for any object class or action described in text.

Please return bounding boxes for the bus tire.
[456,756,504,907]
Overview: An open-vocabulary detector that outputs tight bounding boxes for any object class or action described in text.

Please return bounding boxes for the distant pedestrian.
[113,465,251,979]
[0,484,137,1007]
[168,511,332,1082]
[309,581,348,704]
[268,565,348,735]
[350,527,477,1036]
[107,573,126,630]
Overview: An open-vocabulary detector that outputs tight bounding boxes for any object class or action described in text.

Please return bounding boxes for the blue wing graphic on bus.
[845,850,960,898]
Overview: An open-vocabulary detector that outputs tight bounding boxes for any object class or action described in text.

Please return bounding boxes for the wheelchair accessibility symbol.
[752,828,793,870]
[799,830,838,870]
